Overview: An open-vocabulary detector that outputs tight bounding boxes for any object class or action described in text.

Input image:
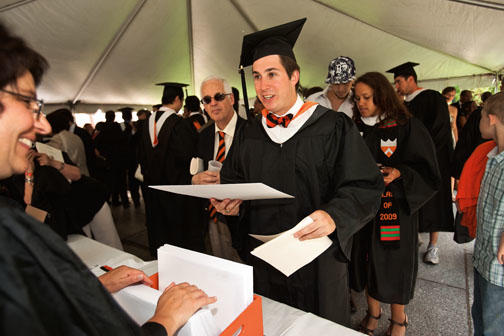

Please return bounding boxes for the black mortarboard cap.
[386,62,419,79]
[239,18,306,68]
[156,82,189,98]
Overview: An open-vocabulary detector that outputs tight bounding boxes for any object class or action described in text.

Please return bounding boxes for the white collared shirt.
[307,86,354,118]
[404,88,427,102]
[213,112,238,158]
[261,96,318,144]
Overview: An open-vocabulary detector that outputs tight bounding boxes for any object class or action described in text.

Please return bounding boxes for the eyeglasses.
[200,93,231,105]
[0,88,44,120]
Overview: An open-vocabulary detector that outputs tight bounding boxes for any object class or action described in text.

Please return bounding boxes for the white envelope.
[35,141,64,162]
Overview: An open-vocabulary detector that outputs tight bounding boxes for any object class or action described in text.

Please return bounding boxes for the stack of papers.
[158,244,253,333]
[250,217,333,277]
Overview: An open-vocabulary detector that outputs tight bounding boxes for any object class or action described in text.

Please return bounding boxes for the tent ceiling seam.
[71,0,147,104]
[0,0,34,13]
[311,0,494,74]
[448,0,504,11]
[187,0,195,94]
[418,72,495,83]
[229,0,258,31]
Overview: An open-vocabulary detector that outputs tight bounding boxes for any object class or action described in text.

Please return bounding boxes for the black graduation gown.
[0,196,164,335]
[405,90,454,232]
[187,113,206,132]
[350,118,440,304]
[220,106,384,326]
[138,113,204,256]
[451,107,489,179]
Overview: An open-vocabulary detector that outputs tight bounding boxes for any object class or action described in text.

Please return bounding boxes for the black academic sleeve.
[394,118,441,214]
[318,115,384,260]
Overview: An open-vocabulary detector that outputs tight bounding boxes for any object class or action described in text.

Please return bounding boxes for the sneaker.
[423,246,439,264]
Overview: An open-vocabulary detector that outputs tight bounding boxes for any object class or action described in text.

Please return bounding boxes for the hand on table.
[98,265,153,293]
[149,282,217,336]
[293,210,335,241]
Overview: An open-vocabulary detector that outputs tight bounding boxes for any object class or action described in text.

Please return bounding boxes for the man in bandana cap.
[307,56,356,118]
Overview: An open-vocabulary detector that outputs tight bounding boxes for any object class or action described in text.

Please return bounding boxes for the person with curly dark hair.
[351,72,441,336]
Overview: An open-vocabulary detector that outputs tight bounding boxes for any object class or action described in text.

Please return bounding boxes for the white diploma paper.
[150,183,294,200]
[250,216,333,277]
[35,141,64,162]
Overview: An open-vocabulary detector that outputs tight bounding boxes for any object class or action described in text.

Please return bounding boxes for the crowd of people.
[1,17,504,336]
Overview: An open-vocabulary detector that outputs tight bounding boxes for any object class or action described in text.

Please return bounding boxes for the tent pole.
[186,0,195,95]
[239,65,251,119]
[71,0,147,104]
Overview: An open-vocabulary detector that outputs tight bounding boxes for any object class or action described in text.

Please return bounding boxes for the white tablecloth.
[67,234,361,336]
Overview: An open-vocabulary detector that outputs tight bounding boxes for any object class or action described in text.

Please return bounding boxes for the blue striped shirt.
[474,146,504,287]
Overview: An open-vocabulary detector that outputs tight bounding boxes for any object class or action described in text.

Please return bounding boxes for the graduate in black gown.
[351,72,440,336]
[387,62,454,265]
[138,83,205,256]
[211,19,384,327]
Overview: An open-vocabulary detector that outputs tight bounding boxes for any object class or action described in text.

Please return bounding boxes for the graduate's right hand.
[191,171,220,185]
[210,198,242,216]
[149,282,217,336]
[293,210,336,241]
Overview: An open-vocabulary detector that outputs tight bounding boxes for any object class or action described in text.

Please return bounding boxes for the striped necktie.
[209,131,226,222]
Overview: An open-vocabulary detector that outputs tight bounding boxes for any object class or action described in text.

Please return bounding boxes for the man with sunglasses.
[191,76,246,260]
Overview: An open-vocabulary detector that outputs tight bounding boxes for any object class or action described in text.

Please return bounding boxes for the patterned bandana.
[325,56,356,84]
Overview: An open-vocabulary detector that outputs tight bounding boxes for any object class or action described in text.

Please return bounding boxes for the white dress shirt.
[307,86,354,118]
[261,96,318,144]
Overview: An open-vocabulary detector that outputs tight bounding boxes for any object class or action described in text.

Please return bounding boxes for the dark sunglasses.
[200,93,231,105]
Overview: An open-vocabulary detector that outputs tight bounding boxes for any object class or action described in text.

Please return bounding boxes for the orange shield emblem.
[381,139,397,158]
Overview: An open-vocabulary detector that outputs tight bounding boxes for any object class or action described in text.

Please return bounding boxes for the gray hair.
[200,75,232,96]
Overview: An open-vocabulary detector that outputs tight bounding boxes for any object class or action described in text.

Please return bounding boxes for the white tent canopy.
[1,0,502,114]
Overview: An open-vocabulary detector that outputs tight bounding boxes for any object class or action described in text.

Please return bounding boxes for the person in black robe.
[350,72,440,335]
[183,95,207,132]
[137,83,204,256]
[451,92,493,180]
[211,19,384,327]
[387,62,454,265]
[0,22,215,336]
[119,107,141,207]
[94,110,130,207]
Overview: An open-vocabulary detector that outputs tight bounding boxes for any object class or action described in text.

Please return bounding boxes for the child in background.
[472,92,504,336]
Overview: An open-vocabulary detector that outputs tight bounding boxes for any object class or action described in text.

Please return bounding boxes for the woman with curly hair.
[350,72,441,336]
